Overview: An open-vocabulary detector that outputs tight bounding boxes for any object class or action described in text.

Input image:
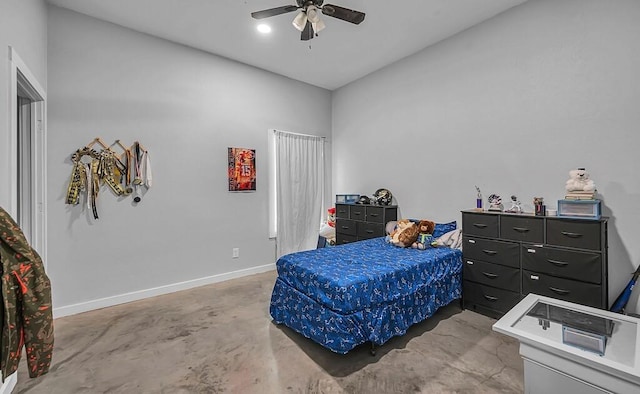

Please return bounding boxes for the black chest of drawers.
[336,204,397,245]
[461,210,608,319]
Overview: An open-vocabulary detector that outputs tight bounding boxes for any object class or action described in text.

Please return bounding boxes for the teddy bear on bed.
[387,219,419,248]
[412,220,438,250]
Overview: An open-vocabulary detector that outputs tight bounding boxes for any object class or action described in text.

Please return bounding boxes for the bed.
[269,234,463,354]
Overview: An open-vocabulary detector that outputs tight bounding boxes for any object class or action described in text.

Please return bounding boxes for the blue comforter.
[270,238,463,353]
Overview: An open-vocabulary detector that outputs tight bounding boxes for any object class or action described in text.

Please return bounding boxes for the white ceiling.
[46,0,527,90]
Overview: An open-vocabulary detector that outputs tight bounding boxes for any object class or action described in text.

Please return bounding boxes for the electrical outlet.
[232,248,239,258]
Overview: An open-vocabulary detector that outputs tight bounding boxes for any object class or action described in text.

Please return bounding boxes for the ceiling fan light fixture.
[306,5,320,22]
[312,19,326,33]
[306,5,325,33]
[292,11,307,31]
[252,1,365,40]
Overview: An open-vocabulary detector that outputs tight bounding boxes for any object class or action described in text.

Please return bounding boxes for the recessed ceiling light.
[257,24,272,34]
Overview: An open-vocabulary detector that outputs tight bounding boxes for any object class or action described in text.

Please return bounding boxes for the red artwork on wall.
[228,147,256,191]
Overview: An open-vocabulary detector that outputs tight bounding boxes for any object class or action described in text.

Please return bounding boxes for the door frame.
[8,47,48,266]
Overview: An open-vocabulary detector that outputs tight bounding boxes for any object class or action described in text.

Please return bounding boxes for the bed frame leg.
[370,342,376,356]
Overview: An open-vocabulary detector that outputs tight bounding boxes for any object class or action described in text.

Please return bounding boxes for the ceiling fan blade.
[251,5,299,20]
[301,20,314,41]
[321,4,365,24]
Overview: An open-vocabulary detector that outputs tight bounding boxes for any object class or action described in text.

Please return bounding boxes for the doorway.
[17,88,35,242]
[9,47,47,261]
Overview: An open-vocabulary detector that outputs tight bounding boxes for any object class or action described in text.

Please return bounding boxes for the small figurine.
[534,197,546,216]
[505,195,523,213]
[487,194,504,212]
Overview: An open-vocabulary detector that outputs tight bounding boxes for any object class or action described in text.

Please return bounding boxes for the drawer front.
[336,219,356,236]
[463,237,520,268]
[384,207,398,223]
[463,260,520,292]
[349,205,366,221]
[546,219,601,250]
[357,222,384,239]
[522,245,602,284]
[365,206,385,223]
[336,204,350,219]
[523,270,603,308]
[462,213,499,238]
[463,281,521,314]
[336,233,357,245]
[500,216,544,243]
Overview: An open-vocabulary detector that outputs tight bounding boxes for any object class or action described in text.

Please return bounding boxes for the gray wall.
[47,7,332,312]
[332,0,640,312]
[0,0,48,211]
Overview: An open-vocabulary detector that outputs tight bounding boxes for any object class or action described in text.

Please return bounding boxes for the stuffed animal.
[397,223,419,248]
[319,207,337,245]
[327,207,336,227]
[565,168,596,192]
[388,219,409,244]
[389,219,419,248]
[412,220,437,250]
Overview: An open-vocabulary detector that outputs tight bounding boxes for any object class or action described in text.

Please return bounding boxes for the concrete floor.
[15,270,524,393]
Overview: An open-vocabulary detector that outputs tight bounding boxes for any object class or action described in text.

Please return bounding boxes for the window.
[268,129,325,257]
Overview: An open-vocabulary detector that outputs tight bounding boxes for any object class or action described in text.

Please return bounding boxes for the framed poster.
[228,147,256,191]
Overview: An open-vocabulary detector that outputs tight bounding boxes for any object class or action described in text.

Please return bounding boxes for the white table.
[493,294,640,393]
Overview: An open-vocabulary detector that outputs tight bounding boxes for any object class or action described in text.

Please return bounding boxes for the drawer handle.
[547,259,569,267]
[353,212,362,216]
[341,226,350,230]
[561,231,583,238]
[366,230,374,234]
[482,272,498,279]
[549,287,570,295]
[483,295,498,302]
[473,223,488,228]
[482,249,497,256]
[513,227,529,233]
[369,213,379,217]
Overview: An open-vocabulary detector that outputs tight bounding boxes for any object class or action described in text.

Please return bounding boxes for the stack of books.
[565,190,597,200]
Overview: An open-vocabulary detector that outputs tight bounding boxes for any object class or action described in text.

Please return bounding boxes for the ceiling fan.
[251,0,365,41]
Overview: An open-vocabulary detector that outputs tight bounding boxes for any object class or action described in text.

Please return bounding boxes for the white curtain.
[275,131,324,258]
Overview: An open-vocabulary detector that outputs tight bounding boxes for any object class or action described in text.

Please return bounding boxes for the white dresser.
[493,294,640,393]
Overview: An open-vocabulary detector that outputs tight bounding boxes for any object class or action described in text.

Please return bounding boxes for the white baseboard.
[53,263,276,318]
[0,374,17,394]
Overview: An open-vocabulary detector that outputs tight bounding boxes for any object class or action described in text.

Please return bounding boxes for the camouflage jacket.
[0,207,53,381]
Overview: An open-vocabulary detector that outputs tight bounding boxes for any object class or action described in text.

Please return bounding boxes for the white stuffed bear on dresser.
[565,168,596,192]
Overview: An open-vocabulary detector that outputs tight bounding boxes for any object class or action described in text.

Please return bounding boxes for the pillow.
[433,221,457,238]
[385,220,398,235]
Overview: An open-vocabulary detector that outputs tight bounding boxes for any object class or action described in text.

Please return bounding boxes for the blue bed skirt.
[270,267,462,354]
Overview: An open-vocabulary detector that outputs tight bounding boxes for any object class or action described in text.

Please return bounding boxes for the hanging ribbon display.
[130,141,152,202]
[64,138,153,219]
[66,147,100,205]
